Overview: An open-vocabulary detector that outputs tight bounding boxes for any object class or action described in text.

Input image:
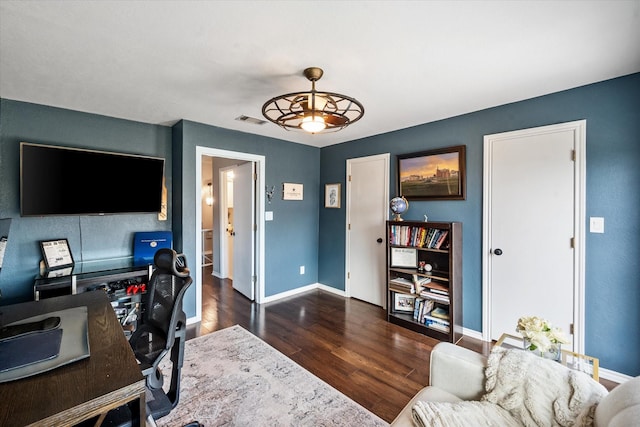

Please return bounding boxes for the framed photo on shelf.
[394,293,416,312]
[397,145,466,200]
[40,238,74,270]
[390,247,417,268]
[324,183,341,208]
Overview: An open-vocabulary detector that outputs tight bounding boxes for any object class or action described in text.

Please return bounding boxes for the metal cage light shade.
[262,67,364,134]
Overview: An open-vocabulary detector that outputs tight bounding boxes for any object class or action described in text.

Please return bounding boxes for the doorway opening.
[194,147,265,325]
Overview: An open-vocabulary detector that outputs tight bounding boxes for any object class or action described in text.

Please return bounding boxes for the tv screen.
[20,142,165,216]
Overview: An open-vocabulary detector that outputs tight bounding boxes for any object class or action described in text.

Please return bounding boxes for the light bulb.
[301,116,326,133]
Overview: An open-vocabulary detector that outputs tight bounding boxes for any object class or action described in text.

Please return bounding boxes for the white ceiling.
[1,1,639,148]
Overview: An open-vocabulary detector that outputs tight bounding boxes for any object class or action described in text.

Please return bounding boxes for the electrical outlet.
[299,266,305,275]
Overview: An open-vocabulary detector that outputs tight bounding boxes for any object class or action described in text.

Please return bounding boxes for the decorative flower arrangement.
[516,316,569,354]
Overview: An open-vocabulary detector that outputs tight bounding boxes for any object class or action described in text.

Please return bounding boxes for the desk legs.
[132,390,146,427]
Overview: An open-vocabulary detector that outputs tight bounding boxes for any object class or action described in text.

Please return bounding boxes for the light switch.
[590,217,604,233]
[265,211,273,221]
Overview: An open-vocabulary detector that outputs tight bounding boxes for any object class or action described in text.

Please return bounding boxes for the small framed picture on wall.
[325,183,341,208]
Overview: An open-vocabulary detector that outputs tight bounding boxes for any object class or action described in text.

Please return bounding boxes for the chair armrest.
[429,342,487,401]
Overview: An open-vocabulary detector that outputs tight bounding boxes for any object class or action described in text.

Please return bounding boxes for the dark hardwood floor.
[186,267,617,423]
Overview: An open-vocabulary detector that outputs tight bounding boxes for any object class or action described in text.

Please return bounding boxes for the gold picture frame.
[325,183,341,208]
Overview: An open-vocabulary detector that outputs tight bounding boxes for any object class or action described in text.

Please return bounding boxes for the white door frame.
[345,153,390,302]
[481,120,586,353]
[195,147,265,324]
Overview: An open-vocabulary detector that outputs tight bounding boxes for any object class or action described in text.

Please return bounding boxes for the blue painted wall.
[171,120,321,316]
[318,73,640,376]
[0,100,172,303]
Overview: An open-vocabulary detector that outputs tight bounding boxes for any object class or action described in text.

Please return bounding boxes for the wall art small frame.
[282,183,303,200]
[324,183,341,208]
[394,293,416,312]
[397,145,466,200]
[40,238,74,270]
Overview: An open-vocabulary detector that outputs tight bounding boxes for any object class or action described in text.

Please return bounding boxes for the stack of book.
[389,277,415,293]
[418,286,450,304]
[423,306,450,332]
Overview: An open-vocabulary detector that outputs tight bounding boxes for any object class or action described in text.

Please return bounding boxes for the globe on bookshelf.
[389,196,409,221]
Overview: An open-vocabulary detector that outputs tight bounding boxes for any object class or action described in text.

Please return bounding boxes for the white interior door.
[232,162,255,300]
[346,153,390,307]
[226,172,234,279]
[483,121,586,351]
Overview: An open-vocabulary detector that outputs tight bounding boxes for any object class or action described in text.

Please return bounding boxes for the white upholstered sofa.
[391,342,640,427]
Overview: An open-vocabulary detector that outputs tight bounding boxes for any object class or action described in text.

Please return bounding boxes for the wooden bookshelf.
[386,220,462,343]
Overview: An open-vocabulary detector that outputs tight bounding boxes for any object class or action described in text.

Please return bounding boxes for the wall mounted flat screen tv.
[20,142,165,216]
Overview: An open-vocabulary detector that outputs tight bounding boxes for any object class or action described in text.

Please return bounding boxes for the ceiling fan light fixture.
[301,115,326,133]
[262,67,364,134]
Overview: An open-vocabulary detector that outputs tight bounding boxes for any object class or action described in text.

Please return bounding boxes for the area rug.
[156,325,389,426]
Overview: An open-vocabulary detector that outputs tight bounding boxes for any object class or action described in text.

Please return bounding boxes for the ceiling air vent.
[235,115,266,125]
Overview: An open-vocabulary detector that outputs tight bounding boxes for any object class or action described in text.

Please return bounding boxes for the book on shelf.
[425,322,450,333]
[389,224,451,250]
[427,229,440,248]
[418,290,450,304]
[433,230,449,249]
[390,283,415,294]
[390,276,413,285]
[390,277,414,292]
[423,314,450,327]
[413,298,423,320]
[430,306,449,320]
[427,287,448,296]
[412,299,434,322]
[412,274,432,287]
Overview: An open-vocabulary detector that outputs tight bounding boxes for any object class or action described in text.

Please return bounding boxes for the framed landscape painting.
[397,145,466,200]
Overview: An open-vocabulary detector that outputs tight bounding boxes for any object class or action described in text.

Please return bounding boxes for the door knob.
[377,238,383,243]
[494,248,503,256]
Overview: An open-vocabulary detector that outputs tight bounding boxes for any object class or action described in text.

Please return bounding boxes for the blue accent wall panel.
[318,73,640,376]
[0,99,172,303]
[172,120,320,317]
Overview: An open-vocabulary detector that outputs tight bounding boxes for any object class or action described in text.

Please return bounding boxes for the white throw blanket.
[412,400,521,427]
[412,346,608,427]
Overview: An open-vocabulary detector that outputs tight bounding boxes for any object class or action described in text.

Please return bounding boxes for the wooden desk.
[0,291,145,426]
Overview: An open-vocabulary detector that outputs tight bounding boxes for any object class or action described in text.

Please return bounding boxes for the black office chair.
[130,248,193,420]
[97,248,194,427]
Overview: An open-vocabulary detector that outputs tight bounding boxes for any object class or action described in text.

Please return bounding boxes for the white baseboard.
[462,327,483,341]
[598,367,633,384]
[260,282,331,303]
